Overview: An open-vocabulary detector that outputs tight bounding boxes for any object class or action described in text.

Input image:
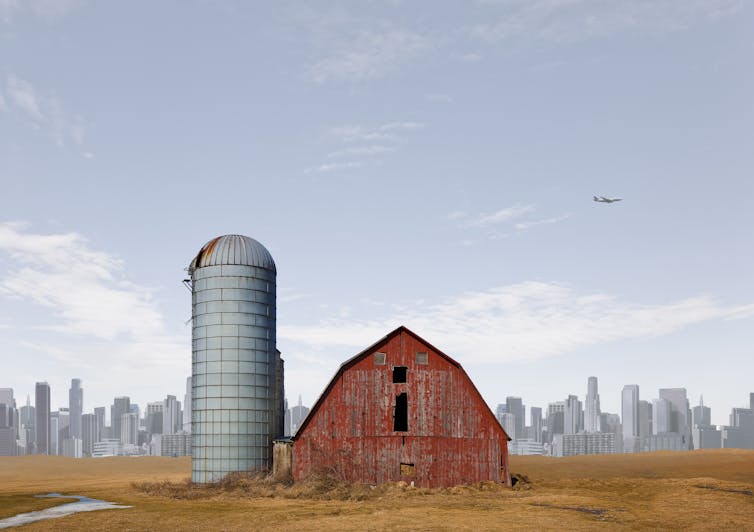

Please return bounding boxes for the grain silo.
[188,234,283,483]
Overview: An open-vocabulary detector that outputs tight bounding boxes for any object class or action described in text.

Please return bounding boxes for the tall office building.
[68,379,83,440]
[183,376,192,433]
[584,377,601,433]
[506,397,525,441]
[0,389,16,456]
[621,385,640,452]
[81,413,96,456]
[19,396,34,455]
[121,412,138,446]
[93,407,106,443]
[146,402,164,435]
[499,412,517,440]
[546,402,565,443]
[659,388,692,450]
[638,400,653,441]
[35,382,51,455]
[54,408,70,456]
[163,395,181,435]
[692,396,711,427]
[111,397,130,441]
[530,407,543,443]
[653,398,672,434]
[564,395,582,435]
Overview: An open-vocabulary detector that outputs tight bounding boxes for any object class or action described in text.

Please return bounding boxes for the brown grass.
[1,450,754,530]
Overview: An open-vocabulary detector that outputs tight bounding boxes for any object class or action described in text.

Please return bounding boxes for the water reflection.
[0,493,131,529]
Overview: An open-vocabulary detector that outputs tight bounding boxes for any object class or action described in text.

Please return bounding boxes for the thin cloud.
[0,0,84,23]
[309,121,424,174]
[4,75,87,146]
[280,282,754,364]
[515,213,572,230]
[457,204,536,228]
[310,28,428,83]
[468,0,744,43]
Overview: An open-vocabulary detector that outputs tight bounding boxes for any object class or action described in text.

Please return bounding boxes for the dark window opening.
[394,393,408,432]
[392,366,407,383]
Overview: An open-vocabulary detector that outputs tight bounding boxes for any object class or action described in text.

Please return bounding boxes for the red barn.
[291,326,511,487]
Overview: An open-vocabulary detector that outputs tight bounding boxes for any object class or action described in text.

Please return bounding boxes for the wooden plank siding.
[292,327,511,488]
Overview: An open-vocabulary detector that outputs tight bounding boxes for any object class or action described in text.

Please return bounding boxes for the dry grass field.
[1,450,753,530]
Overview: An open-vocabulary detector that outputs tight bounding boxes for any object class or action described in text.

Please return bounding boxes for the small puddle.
[0,493,131,529]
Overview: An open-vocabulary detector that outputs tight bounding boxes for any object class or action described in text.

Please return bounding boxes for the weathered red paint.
[292,326,511,488]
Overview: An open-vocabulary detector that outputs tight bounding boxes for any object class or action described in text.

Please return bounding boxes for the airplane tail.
[593,196,599,201]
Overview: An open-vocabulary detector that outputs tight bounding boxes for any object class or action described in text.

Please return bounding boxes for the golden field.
[1,450,753,530]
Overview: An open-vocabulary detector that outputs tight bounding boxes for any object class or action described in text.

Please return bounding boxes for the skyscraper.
[653,398,672,434]
[638,400,653,441]
[34,382,51,455]
[659,388,692,450]
[505,397,524,441]
[111,397,130,441]
[564,395,582,435]
[81,413,96,457]
[163,395,181,435]
[183,376,192,434]
[93,407,106,443]
[146,402,164,435]
[546,402,565,443]
[584,377,601,433]
[69,379,83,440]
[621,385,640,452]
[692,396,711,427]
[530,407,543,443]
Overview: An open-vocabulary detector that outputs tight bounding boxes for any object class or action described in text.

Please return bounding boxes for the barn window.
[400,463,415,476]
[394,393,408,431]
[374,352,386,365]
[392,366,407,383]
[416,352,428,365]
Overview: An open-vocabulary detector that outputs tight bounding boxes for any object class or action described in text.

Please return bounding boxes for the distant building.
[530,406,543,443]
[120,412,138,445]
[159,433,192,457]
[584,377,601,433]
[693,425,722,449]
[92,438,121,457]
[93,407,106,443]
[721,395,754,449]
[509,438,544,456]
[638,400,653,441]
[284,395,310,438]
[554,432,616,456]
[506,396,524,441]
[692,396,711,427]
[183,376,191,434]
[658,388,692,450]
[35,382,51,455]
[111,397,130,442]
[69,379,83,441]
[546,402,565,443]
[642,433,685,452]
[564,395,582,435]
[499,412,517,440]
[622,385,640,452]
[653,398,672,434]
[81,414,97,456]
[146,402,164,436]
[162,395,181,435]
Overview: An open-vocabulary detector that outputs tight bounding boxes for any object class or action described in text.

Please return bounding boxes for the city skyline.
[2,2,753,425]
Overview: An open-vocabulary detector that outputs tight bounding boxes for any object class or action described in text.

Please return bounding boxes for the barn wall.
[293,330,510,487]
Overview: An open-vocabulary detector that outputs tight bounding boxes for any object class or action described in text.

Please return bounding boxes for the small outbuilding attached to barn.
[290,326,511,488]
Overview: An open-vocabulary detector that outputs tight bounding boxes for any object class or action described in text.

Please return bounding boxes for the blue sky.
[1,0,752,425]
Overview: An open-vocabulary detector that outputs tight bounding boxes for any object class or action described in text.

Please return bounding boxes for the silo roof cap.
[189,234,276,273]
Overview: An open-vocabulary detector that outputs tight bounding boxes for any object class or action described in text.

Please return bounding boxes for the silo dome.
[189,234,276,273]
[189,234,282,483]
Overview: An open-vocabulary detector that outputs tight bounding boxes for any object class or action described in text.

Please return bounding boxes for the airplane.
[593,195,622,203]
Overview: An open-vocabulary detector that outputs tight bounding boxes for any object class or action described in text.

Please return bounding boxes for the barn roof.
[292,325,510,441]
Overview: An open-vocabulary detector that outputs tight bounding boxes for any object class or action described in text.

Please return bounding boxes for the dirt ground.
[1,449,753,530]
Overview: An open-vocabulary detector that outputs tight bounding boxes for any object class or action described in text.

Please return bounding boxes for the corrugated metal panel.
[292,328,511,487]
[189,235,276,273]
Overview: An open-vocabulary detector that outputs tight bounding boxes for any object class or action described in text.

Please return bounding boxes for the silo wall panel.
[191,263,276,483]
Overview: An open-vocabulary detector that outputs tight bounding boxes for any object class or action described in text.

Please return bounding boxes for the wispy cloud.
[281,282,754,364]
[0,222,190,389]
[310,28,428,83]
[3,75,88,148]
[308,122,424,174]
[468,0,744,43]
[515,213,572,230]
[455,204,535,228]
[0,0,84,23]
